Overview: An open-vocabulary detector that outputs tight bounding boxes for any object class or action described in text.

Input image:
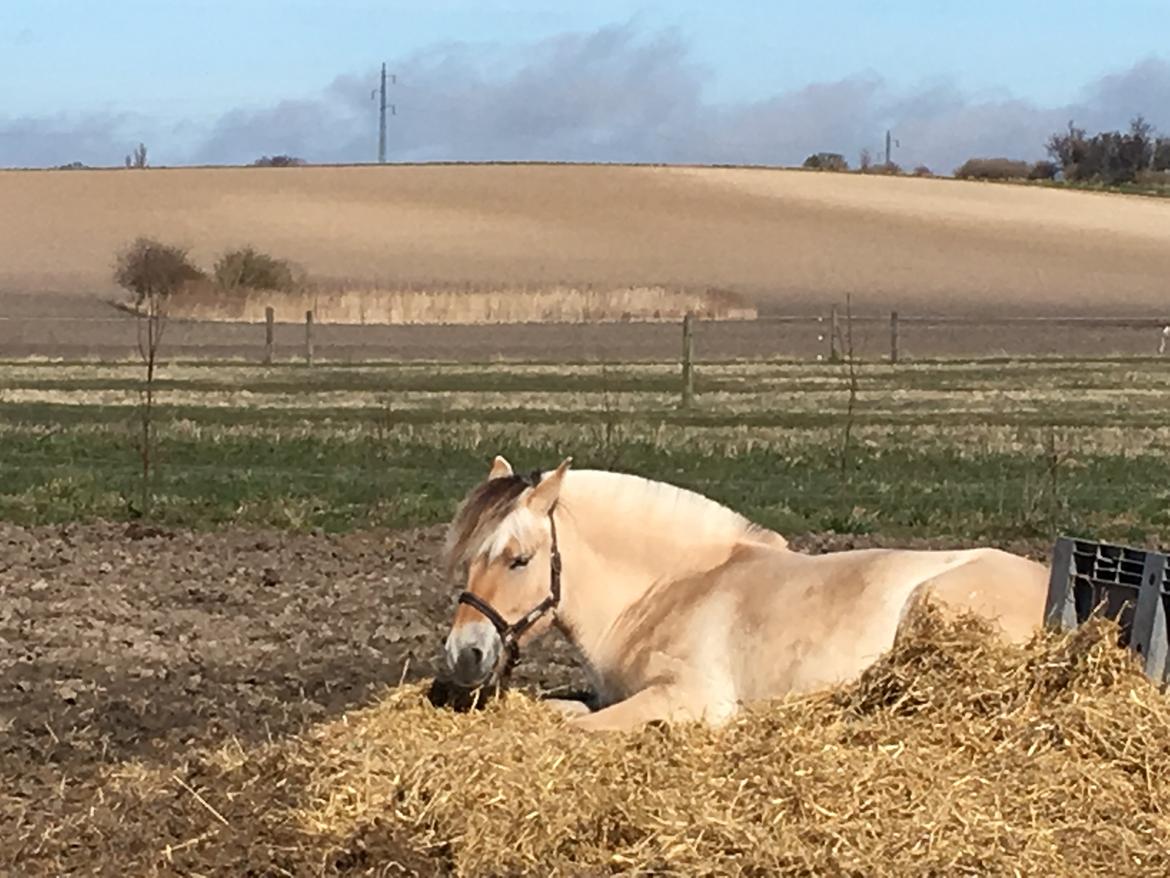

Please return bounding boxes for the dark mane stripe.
[444,471,538,577]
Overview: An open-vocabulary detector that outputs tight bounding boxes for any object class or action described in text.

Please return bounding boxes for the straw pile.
[66,604,1170,876]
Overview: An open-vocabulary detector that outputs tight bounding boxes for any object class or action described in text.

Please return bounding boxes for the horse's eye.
[509,555,530,570]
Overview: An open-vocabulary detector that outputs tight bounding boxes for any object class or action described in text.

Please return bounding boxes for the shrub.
[113,237,204,305]
[1136,169,1170,187]
[862,161,902,176]
[954,158,1031,180]
[1028,161,1059,181]
[214,246,298,291]
[802,152,849,172]
[912,165,933,177]
[252,155,307,168]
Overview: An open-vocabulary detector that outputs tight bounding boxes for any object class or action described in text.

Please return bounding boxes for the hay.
[44,604,1170,875]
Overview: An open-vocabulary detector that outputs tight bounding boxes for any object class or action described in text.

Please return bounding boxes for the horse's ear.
[526,458,571,516]
[488,455,513,480]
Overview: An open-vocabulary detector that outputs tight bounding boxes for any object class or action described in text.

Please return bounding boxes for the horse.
[441,456,1049,732]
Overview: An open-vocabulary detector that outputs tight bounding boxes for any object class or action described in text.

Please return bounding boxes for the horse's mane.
[443,468,545,578]
[444,468,774,577]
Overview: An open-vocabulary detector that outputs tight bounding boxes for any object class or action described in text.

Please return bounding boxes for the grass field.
[4,163,1170,321]
[3,356,1167,544]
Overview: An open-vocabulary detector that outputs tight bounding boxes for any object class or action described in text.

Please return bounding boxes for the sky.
[2,0,1169,172]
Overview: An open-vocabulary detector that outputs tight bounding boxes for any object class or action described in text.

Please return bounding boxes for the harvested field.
[3,164,1170,323]
[3,521,1167,876]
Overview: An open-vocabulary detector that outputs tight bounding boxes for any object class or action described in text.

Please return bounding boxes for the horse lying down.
[439,456,1049,733]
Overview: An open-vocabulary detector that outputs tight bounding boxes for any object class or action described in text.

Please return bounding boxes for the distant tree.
[114,237,204,306]
[125,142,148,169]
[1046,121,1089,175]
[912,165,933,177]
[57,161,89,170]
[802,152,849,172]
[859,149,872,171]
[1046,117,1158,185]
[1153,138,1170,172]
[252,154,307,167]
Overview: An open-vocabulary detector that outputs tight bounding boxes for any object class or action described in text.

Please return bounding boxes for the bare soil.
[0,521,1051,875]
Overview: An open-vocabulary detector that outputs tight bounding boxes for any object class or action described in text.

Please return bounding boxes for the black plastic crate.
[1045,536,1169,684]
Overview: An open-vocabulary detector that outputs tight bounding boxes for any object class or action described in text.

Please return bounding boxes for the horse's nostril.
[469,646,484,665]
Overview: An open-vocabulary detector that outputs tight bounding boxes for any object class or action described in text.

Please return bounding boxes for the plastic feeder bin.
[1045,536,1170,684]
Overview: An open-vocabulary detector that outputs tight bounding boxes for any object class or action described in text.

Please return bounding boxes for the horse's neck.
[554,471,752,661]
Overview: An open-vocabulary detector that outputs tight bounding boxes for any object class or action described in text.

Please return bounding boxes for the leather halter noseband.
[456,506,563,676]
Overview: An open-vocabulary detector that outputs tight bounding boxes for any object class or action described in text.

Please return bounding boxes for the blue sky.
[3,1,1169,169]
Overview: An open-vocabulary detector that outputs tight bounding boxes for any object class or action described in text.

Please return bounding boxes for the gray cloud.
[0,111,148,169]
[3,24,1169,174]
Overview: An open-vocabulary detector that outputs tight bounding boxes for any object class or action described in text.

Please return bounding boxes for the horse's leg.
[542,697,593,719]
[568,683,700,732]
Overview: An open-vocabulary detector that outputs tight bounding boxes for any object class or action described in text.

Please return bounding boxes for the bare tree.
[113,238,203,516]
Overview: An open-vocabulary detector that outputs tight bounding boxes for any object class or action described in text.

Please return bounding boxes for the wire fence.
[2,308,1168,364]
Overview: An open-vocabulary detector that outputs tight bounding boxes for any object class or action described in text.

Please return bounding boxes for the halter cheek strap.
[457,510,563,675]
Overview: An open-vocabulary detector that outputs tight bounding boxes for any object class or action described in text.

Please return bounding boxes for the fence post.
[305,310,314,366]
[829,305,841,362]
[890,310,899,364]
[264,306,275,365]
[681,312,695,409]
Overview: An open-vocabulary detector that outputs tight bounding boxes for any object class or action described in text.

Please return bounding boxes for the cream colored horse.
[442,456,1049,732]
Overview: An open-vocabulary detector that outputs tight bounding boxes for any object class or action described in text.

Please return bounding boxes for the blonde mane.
[562,470,770,548]
[445,467,779,578]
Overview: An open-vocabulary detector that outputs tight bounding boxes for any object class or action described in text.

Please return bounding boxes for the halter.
[456,489,563,676]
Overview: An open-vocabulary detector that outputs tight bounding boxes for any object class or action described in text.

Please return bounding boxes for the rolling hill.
[2,163,1168,319]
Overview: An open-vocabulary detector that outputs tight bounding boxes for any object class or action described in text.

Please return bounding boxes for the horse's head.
[442,454,572,688]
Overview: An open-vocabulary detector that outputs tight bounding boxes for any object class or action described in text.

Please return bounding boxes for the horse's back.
[719,542,1049,699]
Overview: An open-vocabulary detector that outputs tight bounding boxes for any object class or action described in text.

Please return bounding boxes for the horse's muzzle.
[444,622,501,687]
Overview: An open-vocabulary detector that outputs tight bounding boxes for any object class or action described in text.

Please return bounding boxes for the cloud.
[3,25,1169,174]
[0,112,148,168]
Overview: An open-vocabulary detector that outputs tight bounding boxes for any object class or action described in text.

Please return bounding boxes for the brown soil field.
[3,163,1170,323]
[0,523,1052,875]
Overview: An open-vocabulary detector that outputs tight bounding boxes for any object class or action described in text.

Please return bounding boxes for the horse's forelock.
[444,474,532,577]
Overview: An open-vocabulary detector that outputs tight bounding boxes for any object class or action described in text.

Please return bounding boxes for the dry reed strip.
[26,603,1170,876]
[157,281,757,325]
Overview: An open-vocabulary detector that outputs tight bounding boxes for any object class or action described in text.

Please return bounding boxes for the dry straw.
[155,280,758,325]
[28,603,1170,876]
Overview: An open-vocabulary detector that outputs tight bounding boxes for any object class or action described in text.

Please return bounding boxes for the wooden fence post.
[829,305,841,362]
[265,306,275,365]
[681,312,695,409]
[305,310,314,366]
[890,310,899,364]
